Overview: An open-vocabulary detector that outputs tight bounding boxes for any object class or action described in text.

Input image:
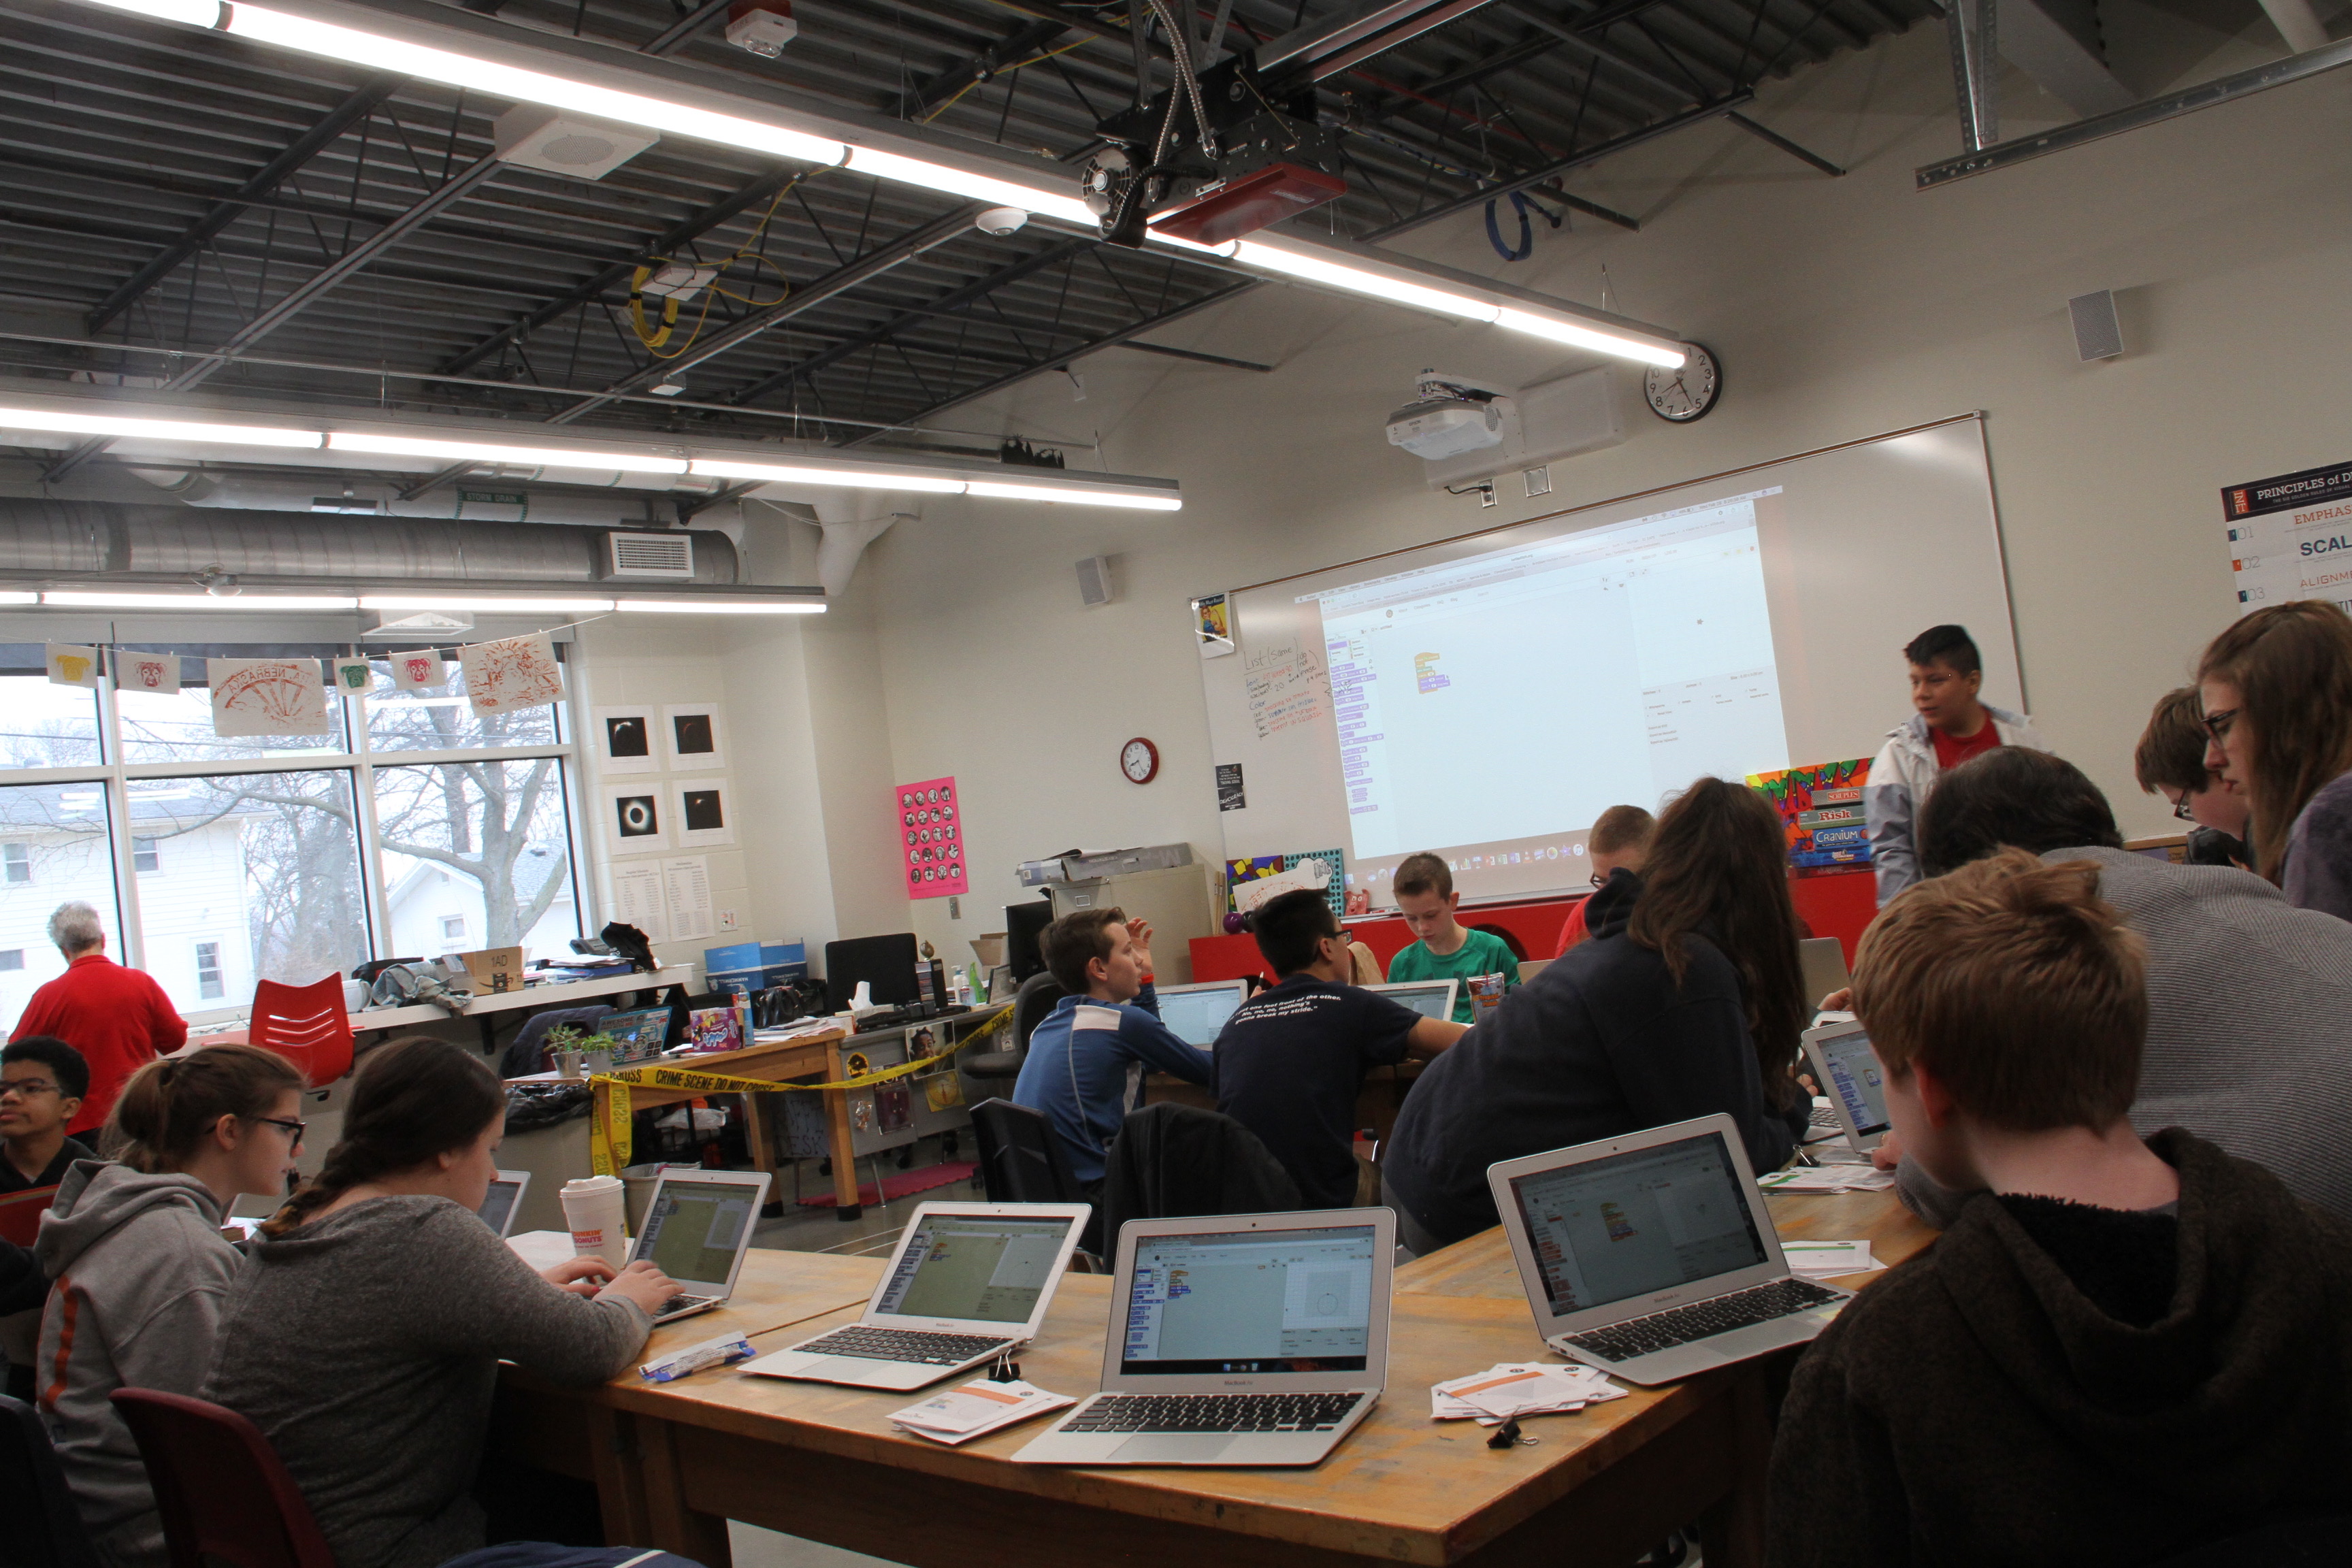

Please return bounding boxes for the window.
[440,915,468,942]
[195,941,223,1000]
[3,844,25,885]
[0,951,22,972]
[0,783,117,1022]
[376,759,580,963]
[133,837,160,874]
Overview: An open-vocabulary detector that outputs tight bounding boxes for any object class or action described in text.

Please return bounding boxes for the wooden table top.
[647,1249,883,1348]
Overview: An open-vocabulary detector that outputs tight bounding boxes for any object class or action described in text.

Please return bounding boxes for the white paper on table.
[506,1230,577,1271]
[889,1380,1074,1444]
[1782,1240,1884,1275]
[1432,1363,1624,1424]
[664,855,714,943]
[610,862,670,944]
[1759,1164,1895,1194]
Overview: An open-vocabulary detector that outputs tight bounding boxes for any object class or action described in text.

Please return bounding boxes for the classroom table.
[499,1185,1936,1568]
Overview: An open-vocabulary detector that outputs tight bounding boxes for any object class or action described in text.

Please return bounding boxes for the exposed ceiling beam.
[895,16,1075,120]
[1725,110,1844,174]
[1120,340,1272,370]
[640,0,735,56]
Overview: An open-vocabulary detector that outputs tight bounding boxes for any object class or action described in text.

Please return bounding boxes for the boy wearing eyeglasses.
[0,1036,90,1192]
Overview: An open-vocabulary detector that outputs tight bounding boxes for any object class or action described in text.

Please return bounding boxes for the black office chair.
[2140,1514,2352,1567]
[964,973,1066,1090]
[0,1392,101,1568]
[1096,1102,1301,1249]
[970,1098,1102,1263]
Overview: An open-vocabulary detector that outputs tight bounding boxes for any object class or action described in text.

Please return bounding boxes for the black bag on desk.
[600,922,658,974]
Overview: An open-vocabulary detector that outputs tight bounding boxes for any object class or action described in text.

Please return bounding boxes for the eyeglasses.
[2202,708,2239,742]
[1588,872,1607,889]
[0,1079,59,1100]
[254,1116,307,1150]
[2168,791,2198,823]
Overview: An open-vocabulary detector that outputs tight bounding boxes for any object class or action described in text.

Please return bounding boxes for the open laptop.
[627,1168,772,1324]
[1364,979,1458,1022]
[595,1005,674,1064]
[1799,936,1852,1010]
[1152,979,1250,1049]
[1801,1019,1891,1155]
[1486,1114,1850,1386]
[743,1202,1090,1390]
[1014,1208,1392,1467]
[475,1169,531,1238]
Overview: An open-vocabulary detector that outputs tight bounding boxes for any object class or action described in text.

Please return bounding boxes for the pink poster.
[895,775,967,899]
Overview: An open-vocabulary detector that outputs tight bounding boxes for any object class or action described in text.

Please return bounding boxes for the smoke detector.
[725,0,798,56]
[492,105,657,180]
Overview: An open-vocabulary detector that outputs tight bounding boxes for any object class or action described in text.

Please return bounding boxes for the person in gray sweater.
[1884,747,2352,1224]
[35,1045,308,1568]
[206,1039,679,1568]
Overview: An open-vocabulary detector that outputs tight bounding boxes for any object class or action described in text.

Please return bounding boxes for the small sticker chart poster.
[896,775,967,898]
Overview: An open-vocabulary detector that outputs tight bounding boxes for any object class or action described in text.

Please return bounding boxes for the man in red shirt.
[10,902,186,1137]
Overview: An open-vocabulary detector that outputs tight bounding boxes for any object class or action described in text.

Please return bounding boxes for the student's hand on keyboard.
[1869,1132,1904,1171]
[542,1256,618,1298]
[597,1259,682,1317]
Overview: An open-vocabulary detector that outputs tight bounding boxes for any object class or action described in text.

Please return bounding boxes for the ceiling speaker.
[493,105,658,180]
[2069,290,2123,362]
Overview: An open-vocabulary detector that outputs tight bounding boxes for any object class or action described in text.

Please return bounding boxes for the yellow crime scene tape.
[587,1008,1010,1175]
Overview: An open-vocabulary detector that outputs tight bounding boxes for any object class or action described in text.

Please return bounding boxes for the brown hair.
[1392,852,1452,900]
[2197,600,2352,880]
[108,1045,305,1175]
[263,1036,504,1237]
[1589,805,1656,857]
[1624,778,1806,1110]
[1040,906,1128,994]
[1851,849,2146,1130]
[2133,687,2215,799]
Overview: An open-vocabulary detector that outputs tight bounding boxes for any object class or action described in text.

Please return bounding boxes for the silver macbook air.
[475,1169,530,1238]
[1014,1208,1392,1468]
[1152,979,1250,1049]
[627,1168,772,1324]
[742,1202,1089,1391]
[1801,1019,1892,1155]
[1364,978,1458,1021]
[1486,1115,1850,1386]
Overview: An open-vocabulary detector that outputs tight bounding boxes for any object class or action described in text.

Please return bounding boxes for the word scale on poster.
[896,776,967,898]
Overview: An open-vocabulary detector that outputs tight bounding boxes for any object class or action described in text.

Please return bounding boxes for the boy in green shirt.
[1384,852,1520,1024]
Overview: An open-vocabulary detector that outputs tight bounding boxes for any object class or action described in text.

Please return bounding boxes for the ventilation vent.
[606,532,695,580]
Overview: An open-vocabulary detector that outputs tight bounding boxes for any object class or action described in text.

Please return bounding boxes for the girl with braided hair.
[205,1036,677,1568]
[35,1044,308,1568]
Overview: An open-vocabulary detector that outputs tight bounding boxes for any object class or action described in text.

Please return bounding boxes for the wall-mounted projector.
[1386,370,1510,460]
[1389,365,1627,491]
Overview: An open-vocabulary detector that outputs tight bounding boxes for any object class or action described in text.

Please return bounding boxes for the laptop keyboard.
[1563,1277,1843,1362]
[1808,1104,1840,1128]
[1062,1392,1366,1435]
[796,1326,1014,1365]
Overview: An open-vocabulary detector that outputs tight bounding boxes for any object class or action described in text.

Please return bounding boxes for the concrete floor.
[747,1131,987,1256]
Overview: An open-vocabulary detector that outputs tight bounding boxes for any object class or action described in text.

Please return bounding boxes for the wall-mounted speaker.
[1076,555,1116,607]
[2069,290,2123,361]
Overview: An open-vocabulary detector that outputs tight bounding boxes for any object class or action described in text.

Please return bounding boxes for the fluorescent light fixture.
[0,592,38,606]
[326,432,689,474]
[965,480,1181,510]
[0,404,323,449]
[39,591,361,610]
[360,595,617,613]
[843,148,1097,229]
[77,0,222,24]
[1231,240,1501,323]
[1494,308,1686,368]
[613,598,826,614]
[687,457,967,494]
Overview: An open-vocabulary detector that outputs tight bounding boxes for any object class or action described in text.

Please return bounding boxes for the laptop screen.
[633,1178,759,1287]
[1119,1224,1378,1376]
[1505,1131,1771,1317]
[596,1007,672,1057]
[873,1212,1075,1324]
[1816,1029,1891,1139]
[1375,982,1453,1020]
[1155,985,1245,1048]
[475,1177,523,1236]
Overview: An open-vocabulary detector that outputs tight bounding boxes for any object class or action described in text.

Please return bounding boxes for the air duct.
[125,469,716,525]
[0,501,740,585]
[811,496,906,600]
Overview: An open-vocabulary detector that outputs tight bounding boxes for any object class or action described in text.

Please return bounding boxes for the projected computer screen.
[1816,1030,1891,1139]
[634,1180,757,1286]
[1507,1132,1771,1316]
[874,1212,1075,1323]
[1314,493,1785,866]
[1119,1224,1377,1375]
[1155,985,1244,1047]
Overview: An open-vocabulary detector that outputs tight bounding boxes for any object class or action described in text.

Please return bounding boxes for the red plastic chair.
[248,976,355,1088]
[0,1184,59,1248]
[109,1389,336,1568]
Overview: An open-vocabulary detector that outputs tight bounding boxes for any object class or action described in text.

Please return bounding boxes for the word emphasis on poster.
[898,776,966,898]
[2223,458,2352,615]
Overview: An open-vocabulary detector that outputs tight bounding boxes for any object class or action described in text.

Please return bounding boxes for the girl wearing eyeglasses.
[2198,601,2352,919]
[33,1043,307,1568]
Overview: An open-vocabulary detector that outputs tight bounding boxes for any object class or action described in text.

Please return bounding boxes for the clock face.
[1121,737,1159,784]
[1644,344,1721,423]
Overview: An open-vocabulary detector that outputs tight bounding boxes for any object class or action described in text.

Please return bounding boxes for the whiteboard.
[1196,415,2019,904]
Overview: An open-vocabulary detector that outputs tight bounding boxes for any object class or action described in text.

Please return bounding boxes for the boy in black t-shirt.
[1213,891,1467,1207]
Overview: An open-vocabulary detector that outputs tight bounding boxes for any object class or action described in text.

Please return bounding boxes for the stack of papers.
[1759,1164,1895,1193]
[1781,1239,1886,1276]
[1431,1363,1627,1425]
[888,1380,1074,1445]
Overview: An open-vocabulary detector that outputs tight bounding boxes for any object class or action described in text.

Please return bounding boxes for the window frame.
[0,647,589,1022]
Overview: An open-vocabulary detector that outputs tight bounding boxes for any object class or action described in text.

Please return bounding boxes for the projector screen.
[1196,416,2021,907]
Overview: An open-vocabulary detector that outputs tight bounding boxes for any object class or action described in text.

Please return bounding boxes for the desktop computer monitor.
[824,932,921,1008]
[1004,899,1054,983]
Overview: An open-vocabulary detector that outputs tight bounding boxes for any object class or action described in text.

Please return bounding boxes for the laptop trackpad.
[1112,1434,1236,1463]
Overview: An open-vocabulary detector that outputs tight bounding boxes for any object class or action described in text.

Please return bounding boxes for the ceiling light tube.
[0,593,39,606]
[687,457,967,494]
[1230,240,1501,323]
[964,480,1181,510]
[40,591,361,610]
[843,148,1097,229]
[0,404,323,449]
[1493,308,1687,368]
[613,599,826,614]
[360,595,617,613]
[327,432,689,474]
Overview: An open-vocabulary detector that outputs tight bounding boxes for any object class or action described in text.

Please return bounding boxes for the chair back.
[247,977,355,1088]
[109,1390,336,1568]
[0,1186,58,1249]
[499,1005,614,1079]
[0,1392,100,1568]
[1010,973,1067,1054]
[969,1098,1081,1205]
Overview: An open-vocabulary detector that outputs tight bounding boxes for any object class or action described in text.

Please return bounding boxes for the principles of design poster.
[2221,457,2352,615]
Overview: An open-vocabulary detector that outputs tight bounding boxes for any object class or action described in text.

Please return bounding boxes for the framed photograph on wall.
[664,703,728,772]
[670,779,736,849]
[592,706,659,776]
[602,783,668,853]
